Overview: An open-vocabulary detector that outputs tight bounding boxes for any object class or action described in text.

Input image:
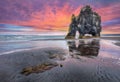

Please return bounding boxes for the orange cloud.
[18,3,73,31]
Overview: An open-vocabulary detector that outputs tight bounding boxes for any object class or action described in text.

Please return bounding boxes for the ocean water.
[0,34,119,42]
[0,34,119,55]
[0,35,65,42]
[0,35,65,54]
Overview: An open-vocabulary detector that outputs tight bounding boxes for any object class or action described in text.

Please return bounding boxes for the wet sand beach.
[0,37,120,82]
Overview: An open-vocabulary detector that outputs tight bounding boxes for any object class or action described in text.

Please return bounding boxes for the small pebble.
[60,64,63,67]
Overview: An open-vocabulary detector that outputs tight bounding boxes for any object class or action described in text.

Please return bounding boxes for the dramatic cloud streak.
[0,0,120,34]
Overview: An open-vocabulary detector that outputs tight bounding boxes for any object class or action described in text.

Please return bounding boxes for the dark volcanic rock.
[65,5,102,39]
[65,14,77,39]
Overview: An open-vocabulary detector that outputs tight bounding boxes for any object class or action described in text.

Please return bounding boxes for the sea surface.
[0,35,65,54]
[0,34,119,54]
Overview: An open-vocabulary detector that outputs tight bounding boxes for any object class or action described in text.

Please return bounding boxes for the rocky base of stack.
[65,35,75,39]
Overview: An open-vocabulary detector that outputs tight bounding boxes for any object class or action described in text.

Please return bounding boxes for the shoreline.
[0,37,120,56]
[101,36,120,41]
[101,36,120,46]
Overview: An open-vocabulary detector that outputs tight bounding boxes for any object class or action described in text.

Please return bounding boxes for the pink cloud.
[0,0,119,34]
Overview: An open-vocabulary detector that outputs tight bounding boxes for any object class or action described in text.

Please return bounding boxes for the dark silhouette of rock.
[65,5,102,39]
[65,14,77,39]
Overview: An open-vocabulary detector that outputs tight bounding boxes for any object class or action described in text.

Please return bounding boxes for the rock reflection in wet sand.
[67,39,100,58]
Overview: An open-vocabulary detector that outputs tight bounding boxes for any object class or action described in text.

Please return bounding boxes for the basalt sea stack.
[65,5,102,39]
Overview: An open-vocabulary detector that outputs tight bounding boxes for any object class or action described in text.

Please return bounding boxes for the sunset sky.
[0,0,120,34]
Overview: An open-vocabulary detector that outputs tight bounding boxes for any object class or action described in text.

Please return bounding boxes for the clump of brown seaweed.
[21,62,58,76]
